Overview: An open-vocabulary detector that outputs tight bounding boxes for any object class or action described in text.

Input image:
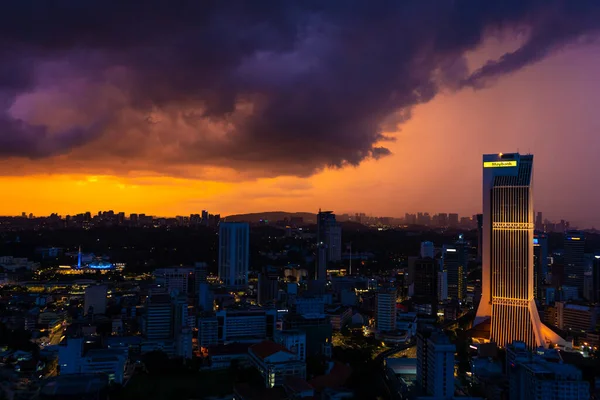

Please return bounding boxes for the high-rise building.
[592,256,600,303]
[533,233,549,302]
[84,285,107,316]
[258,266,280,305]
[437,213,448,228]
[507,341,589,399]
[144,293,173,340]
[413,257,438,315]
[317,210,342,263]
[376,288,397,332]
[476,213,483,262]
[437,270,448,301]
[420,241,435,258]
[218,222,250,289]
[564,231,585,298]
[153,267,194,295]
[535,211,544,231]
[475,153,563,348]
[448,213,459,228]
[423,333,455,398]
[442,241,467,301]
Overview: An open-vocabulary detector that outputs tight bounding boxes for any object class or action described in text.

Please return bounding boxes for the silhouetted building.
[534,233,549,302]
[564,231,585,298]
[442,239,467,301]
[258,266,279,305]
[413,257,438,315]
[317,210,342,263]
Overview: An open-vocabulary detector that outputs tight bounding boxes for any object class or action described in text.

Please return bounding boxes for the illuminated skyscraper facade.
[475,153,562,348]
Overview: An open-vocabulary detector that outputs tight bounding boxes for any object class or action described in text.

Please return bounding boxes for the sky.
[1,1,600,227]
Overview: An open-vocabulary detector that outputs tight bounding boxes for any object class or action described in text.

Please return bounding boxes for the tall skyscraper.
[592,256,600,303]
[442,240,467,301]
[413,257,438,316]
[533,232,549,302]
[564,230,585,298]
[218,222,250,289]
[476,214,483,262]
[317,210,342,262]
[475,153,563,348]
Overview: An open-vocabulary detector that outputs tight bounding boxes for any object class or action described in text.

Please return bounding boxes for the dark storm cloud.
[1,0,599,177]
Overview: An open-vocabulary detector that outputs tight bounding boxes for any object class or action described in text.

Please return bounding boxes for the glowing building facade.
[475,153,563,348]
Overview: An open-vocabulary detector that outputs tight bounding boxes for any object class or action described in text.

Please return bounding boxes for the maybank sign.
[483,160,517,168]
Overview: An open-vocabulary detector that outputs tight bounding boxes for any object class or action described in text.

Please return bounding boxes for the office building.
[476,214,483,262]
[274,329,307,361]
[84,285,107,316]
[317,210,342,263]
[143,293,173,340]
[437,270,448,301]
[592,256,600,303]
[199,309,277,344]
[448,213,459,228]
[282,314,332,357]
[258,266,280,305]
[475,153,562,348]
[58,338,126,384]
[423,333,455,398]
[535,211,544,231]
[556,302,599,333]
[295,295,327,316]
[507,342,589,399]
[376,288,397,332]
[218,222,250,289]
[248,341,306,388]
[413,257,438,315]
[442,241,467,301]
[198,316,218,348]
[153,267,194,295]
[420,241,435,258]
[564,231,585,298]
[533,233,549,302]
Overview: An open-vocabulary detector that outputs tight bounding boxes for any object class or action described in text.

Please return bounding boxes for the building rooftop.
[39,373,109,396]
[284,376,314,393]
[250,340,293,360]
[208,343,251,356]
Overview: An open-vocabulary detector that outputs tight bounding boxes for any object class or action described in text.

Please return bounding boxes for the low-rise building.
[208,343,251,370]
[58,338,127,384]
[248,341,306,388]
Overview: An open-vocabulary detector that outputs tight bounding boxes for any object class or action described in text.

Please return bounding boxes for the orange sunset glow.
[2,3,600,228]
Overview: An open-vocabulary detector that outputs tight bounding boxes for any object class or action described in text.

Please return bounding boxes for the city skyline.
[1,3,600,227]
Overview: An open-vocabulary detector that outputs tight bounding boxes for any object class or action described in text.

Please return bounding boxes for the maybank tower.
[474,153,564,349]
